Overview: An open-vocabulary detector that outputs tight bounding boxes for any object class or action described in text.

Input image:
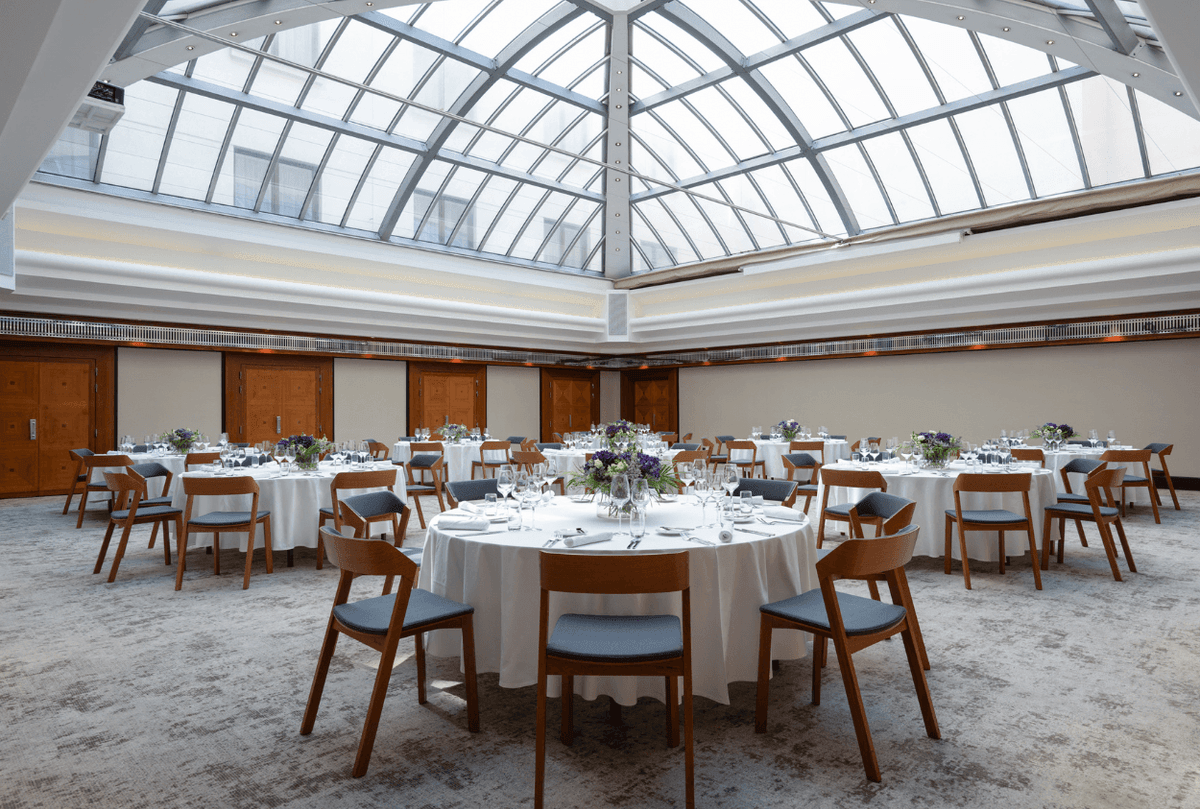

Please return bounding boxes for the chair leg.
[94,522,117,574]
[560,674,573,745]
[891,572,930,671]
[413,497,427,530]
[461,616,480,733]
[536,664,548,809]
[957,524,972,590]
[829,635,882,783]
[1113,519,1136,573]
[866,580,882,601]
[175,531,188,590]
[212,535,221,575]
[76,488,91,529]
[1146,482,1161,524]
[263,516,273,575]
[1095,521,1123,582]
[107,522,136,583]
[351,635,402,778]
[943,514,953,575]
[666,675,679,748]
[997,531,1005,575]
[811,636,826,705]
[1162,464,1181,510]
[159,519,172,566]
[148,521,159,549]
[414,631,427,704]
[900,626,940,742]
[1025,525,1042,590]
[1040,513,1052,570]
[816,512,827,550]
[683,661,695,809]
[754,616,773,733]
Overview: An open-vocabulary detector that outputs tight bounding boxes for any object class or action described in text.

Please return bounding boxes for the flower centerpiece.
[279,434,331,471]
[569,449,680,516]
[777,419,802,441]
[912,431,962,469]
[603,419,638,449]
[1032,422,1074,449]
[161,427,199,454]
[442,423,469,443]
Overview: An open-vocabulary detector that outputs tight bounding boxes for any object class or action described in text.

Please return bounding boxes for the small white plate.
[656,527,686,536]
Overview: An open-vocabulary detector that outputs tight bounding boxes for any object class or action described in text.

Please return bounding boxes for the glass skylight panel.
[458,129,513,163]
[847,19,939,118]
[190,47,256,92]
[321,22,393,85]
[462,176,519,249]
[718,175,787,249]
[823,144,894,230]
[267,23,335,71]
[639,16,725,76]
[817,1,866,21]
[308,135,375,225]
[757,57,846,140]
[409,0,493,43]
[209,109,286,209]
[802,38,889,130]
[861,133,936,222]
[1136,92,1200,177]
[900,17,993,103]
[745,0,830,40]
[480,184,546,255]
[344,147,415,231]
[747,164,819,234]
[1064,78,1144,186]
[267,123,333,218]
[653,101,734,170]
[102,81,180,192]
[632,198,699,265]
[680,86,770,161]
[904,119,981,214]
[693,191,756,254]
[952,107,1030,206]
[157,94,235,200]
[977,34,1052,88]
[366,39,441,109]
[510,191,569,259]
[783,158,846,237]
[458,0,561,59]
[681,0,781,56]
[302,76,359,121]
[246,53,311,107]
[412,58,482,114]
[630,24,707,87]
[537,200,599,266]
[513,15,601,80]
[1007,90,1085,197]
[717,79,794,153]
[39,129,98,181]
[631,115,703,179]
[659,192,724,259]
[569,62,607,99]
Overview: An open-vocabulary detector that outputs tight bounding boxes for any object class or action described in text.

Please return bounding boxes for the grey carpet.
[2,494,1198,808]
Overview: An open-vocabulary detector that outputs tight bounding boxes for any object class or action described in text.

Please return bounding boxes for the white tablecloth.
[392,441,492,481]
[741,439,851,478]
[94,451,188,495]
[1040,445,1150,504]
[418,498,817,706]
[820,459,1057,562]
[169,461,405,551]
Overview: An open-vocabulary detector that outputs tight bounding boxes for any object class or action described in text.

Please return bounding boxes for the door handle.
[29,419,36,440]
[276,416,281,434]
[569,414,572,427]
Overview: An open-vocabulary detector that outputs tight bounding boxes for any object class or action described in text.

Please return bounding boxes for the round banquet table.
[93,451,188,494]
[1039,445,1151,504]
[392,441,488,482]
[169,460,405,552]
[819,458,1058,563]
[745,439,851,478]
[418,497,818,706]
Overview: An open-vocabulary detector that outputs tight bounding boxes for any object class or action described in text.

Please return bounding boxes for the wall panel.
[486,365,539,441]
[116,347,220,440]
[333,358,406,444]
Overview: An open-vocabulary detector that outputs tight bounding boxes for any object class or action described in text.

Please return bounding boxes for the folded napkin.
[718,529,733,543]
[458,501,482,514]
[437,515,490,532]
[562,531,613,548]
[763,506,804,522]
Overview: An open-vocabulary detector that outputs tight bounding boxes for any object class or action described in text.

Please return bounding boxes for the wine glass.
[519,473,541,530]
[998,442,1012,470]
[282,445,296,474]
[1107,430,1117,448]
[496,464,516,510]
[900,441,914,472]
[218,432,229,449]
[677,461,696,495]
[542,459,558,495]
[868,441,880,464]
[721,464,739,511]
[693,472,711,525]
[631,478,650,529]
[610,473,631,536]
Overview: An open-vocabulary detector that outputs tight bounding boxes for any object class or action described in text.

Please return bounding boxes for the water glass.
[739,490,754,517]
[506,506,522,532]
[483,493,498,518]
[630,507,646,539]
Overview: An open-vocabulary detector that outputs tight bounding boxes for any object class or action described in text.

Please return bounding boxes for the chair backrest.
[186,451,221,470]
[182,474,261,497]
[726,440,757,463]
[952,471,1032,493]
[714,435,735,449]
[403,456,444,489]
[790,439,825,460]
[85,453,133,471]
[320,526,416,582]
[680,433,692,442]
[520,438,538,451]
[104,469,147,500]
[819,467,887,493]
[506,436,526,445]
[660,433,678,445]
[781,452,820,484]
[827,435,847,440]
[816,524,920,582]
[339,491,406,536]
[1144,442,1173,456]
[1083,467,1126,509]
[672,450,707,466]
[330,468,397,522]
[69,448,95,468]
[367,441,390,459]
[480,440,512,465]
[536,443,563,451]
[1101,448,1153,477]
[1010,448,1045,466]
[671,443,700,451]
[130,461,173,498]
[512,450,548,472]
[540,550,689,595]
[848,492,916,536]
[733,477,798,506]
[428,432,445,441]
[552,433,564,443]
[409,442,444,471]
[444,477,500,507]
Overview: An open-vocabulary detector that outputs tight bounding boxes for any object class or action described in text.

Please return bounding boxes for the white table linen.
[169,461,405,552]
[418,498,818,706]
[94,452,188,495]
[820,459,1057,562]
[744,439,851,478]
[1039,445,1150,503]
[392,441,488,481]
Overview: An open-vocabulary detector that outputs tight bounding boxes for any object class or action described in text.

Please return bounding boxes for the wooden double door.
[225,354,333,445]
[0,344,114,497]
[621,368,678,434]
[541,369,599,441]
[408,362,486,433]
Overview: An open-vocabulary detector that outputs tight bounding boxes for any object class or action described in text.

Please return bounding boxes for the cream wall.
[332,358,406,443]
[116,347,222,440]
[600,371,621,422]
[679,339,1200,477]
[487,365,540,441]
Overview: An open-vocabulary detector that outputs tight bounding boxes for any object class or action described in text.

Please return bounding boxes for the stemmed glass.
[1107,430,1117,448]
[519,473,541,530]
[282,445,296,474]
[900,441,914,472]
[721,464,739,513]
[497,464,516,511]
[610,473,631,536]
[693,471,710,525]
[630,479,650,537]
[219,444,233,472]
[677,461,696,497]
[218,432,229,450]
[541,459,558,496]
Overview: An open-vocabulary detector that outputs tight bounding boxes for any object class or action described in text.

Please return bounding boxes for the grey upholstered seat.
[130,462,174,506]
[1057,492,1090,504]
[333,588,473,635]
[1044,502,1119,518]
[1145,442,1171,454]
[853,491,913,521]
[505,436,525,444]
[546,613,682,662]
[942,508,1025,524]
[1063,459,1105,475]
[671,443,700,450]
[732,477,797,504]
[189,510,270,526]
[760,589,907,636]
[535,442,563,451]
[342,490,405,521]
[109,504,181,521]
[444,478,499,505]
[828,435,847,440]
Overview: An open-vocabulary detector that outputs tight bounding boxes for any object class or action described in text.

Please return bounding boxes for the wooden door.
[226,354,333,445]
[408,362,487,433]
[0,357,96,496]
[620,368,678,435]
[541,369,599,441]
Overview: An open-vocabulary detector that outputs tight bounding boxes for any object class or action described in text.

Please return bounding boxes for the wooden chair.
[513,449,565,494]
[679,433,692,442]
[94,469,184,583]
[701,438,726,471]
[443,477,500,509]
[850,437,883,454]
[471,440,512,480]
[62,448,95,515]
[317,469,401,570]
[1058,459,1106,505]
[550,432,563,443]
[943,472,1041,590]
[781,452,821,512]
[1010,448,1045,467]
[367,441,390,460]
[660,432,678,445]
[178,475,273,590]
[520,438,538,451]
[1041,468,1135,581]
[536,550,693,809]
[185,451,221,471]
[816,468,887,549]
[401,457,446,528]
[1101,448,1160,523]
[301,528,479,777]
[125,461,177,553]
[790,440,826,464]
[726,440,766,479]
[75,453,133,528]
[1144,442,1181,511]
[732,477,798,508]
[428,432,445,441]
[755,524,938,782]
[407,442,444,487]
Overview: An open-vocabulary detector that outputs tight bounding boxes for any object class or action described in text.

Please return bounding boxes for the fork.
[626,539,641,550]
[543,537,560,548]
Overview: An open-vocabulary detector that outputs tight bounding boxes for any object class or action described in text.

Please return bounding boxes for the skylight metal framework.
[33,0,1200,278]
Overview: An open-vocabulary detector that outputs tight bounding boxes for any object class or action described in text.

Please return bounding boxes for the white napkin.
[562,531,613,548]
[459,501,481,514]
[437,515,489,532]
[750,495,764,506]
[764,506,804,522]
[718,529,733,543]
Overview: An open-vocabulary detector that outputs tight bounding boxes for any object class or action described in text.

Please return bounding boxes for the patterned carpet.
[2,492,1198,808]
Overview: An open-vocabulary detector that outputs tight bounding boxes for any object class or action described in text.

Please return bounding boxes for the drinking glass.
[610,473,631,535]
[998,443,1012,470]
[900,441,914,471]
[283,447,296,473]
[868,441,880,463]
[483,493,498,518]
[542,459,558,493]
[739,490,754,518]
[218,432,229,449]
[693,473,710,524]
[721,464,739,511]
[677,461,696,493]
[497,465,516,509]
[1107,430,1117,447]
